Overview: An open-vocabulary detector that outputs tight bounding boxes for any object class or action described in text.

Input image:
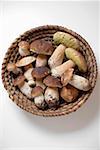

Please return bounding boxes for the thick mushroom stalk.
[69,74,91,91]
[7,63,22,75]
[44,87,59,108]
[51,60,75,77]
[36,55,47,67]
[34,94,46,109]
[24,68,35,87]
[19,81,32,99]
[48,44,66,68]
[18,41,30,56]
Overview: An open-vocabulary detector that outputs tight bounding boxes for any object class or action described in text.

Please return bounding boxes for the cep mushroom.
[13,75,32,99]
[44,87,59,108]
[43,75,62,88]
[65,48,87,72]
[69,74,91,91]
[34,94,46,109]
[32,67,50,79]
[61,68,74,86]
[48,44,66,68]
[53,31,80,50]
[51,60,75,77]
[7,63,22,75]
[16,56,36,67]
[18,41,30,56]
[60,85,79,102]
[24,68,35,87]
[30,39,54,55]
[36,54,47,67]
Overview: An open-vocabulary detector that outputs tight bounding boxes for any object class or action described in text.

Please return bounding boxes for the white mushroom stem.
[19,82,32,99]
[51,60,75,77]
[36,55,47,67]
[48,44,66,68]
[44,87,59,108]
[24,68,35,86]
[36,79,46,90]
[69,74,91,91]
[34,94,46,109]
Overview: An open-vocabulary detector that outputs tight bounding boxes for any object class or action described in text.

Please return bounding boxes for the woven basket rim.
[1,25,98,117]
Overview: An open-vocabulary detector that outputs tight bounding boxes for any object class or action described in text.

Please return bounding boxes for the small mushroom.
[69,74,91,91]
[48,44,66,68]
[60,85,79,102]
[36,79,46,90]
[13,75,25,87]
[51,60,75,77]
[24,64,33,71]
[36,55,47,67]
[61,68,74,86]
[43,75,62,88]
[7,63,22,74]
[30,39,54,55]
[16,56,36,67]
[44,87,59,108]
[24,68,35,87]
[32,67,50,79]
[31,86,44,98]
[19,81,32,99]
[65,48,87,72]
[34,94,46,109]
[18,41,30,56]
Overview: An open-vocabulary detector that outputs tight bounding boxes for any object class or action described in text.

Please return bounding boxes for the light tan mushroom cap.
[16,56,36,67]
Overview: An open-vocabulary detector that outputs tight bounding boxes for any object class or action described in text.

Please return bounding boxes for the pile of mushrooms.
[7,32,91,110]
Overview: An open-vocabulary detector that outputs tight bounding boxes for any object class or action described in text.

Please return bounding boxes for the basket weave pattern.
[2,25,98,117]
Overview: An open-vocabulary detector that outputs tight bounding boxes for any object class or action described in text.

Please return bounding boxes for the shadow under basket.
[1,25,98,117]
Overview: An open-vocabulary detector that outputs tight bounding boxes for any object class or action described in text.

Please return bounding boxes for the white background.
[0,1,100,150]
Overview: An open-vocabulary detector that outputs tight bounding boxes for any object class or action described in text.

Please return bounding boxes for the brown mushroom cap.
[60,85,79,102]
[16,56,36,67]
[13,75,25,86]
[32,67,50,79]
[7,63,16,71]
[30,39,54,55]
[18,41,30,49]
[43,75,62,88]
[31,86,44,98]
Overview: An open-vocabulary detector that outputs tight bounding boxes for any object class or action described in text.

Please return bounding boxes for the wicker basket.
[2,25,98,117]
